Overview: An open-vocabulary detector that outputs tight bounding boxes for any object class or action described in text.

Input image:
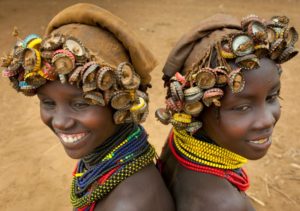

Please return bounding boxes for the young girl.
[156,14,298,210]
[1,3,174,211]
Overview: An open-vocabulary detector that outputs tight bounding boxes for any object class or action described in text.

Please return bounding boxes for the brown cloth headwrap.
[163,14,241,78]
[46,3,157,86]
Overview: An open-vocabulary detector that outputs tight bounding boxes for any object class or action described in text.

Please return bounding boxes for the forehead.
[37,81,83,98]
[223,58,280,102]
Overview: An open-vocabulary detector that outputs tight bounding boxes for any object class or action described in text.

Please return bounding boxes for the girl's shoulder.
[160,146,254,211]
[174,167,254,211]
[94,164,175,211]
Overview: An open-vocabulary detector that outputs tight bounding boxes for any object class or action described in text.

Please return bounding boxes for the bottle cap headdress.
[1,3,157,124]
[156,14,298,133]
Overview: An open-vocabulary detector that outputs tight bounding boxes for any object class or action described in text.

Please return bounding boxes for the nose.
[252,106,276,131]
[52,112,75,131]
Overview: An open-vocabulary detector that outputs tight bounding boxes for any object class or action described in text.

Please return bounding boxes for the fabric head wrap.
[163,14,241,78]
[156,14,298,133]
[46,3,157,86]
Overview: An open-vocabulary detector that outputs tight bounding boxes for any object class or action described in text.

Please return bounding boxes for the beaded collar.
[71,124,155,209]
[169,128,249,191]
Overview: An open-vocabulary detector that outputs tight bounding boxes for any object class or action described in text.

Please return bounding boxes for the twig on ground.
[264,176,271,197]
[290,163,300,169]
[270,185,297,205]
[247,193,266,207]
[284,176,300,181]
[42,143,60,155]
[260,175,271,197]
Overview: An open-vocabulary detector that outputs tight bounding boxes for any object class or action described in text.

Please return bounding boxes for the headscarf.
[46,3,157,86]
[163,14,241,77]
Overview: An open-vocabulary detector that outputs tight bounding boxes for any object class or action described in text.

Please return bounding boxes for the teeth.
[59,133,87,143]
[250,138,269,144]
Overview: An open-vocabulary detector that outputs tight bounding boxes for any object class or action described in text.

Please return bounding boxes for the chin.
[245,149,270,160]
[64,148,86,159]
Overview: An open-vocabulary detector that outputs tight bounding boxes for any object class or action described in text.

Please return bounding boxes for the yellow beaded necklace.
[173,128,247,169]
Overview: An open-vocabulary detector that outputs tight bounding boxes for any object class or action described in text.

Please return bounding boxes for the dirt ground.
[0,0,299,210]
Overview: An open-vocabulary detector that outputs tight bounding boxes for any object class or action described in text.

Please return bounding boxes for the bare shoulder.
[172,166,255,211]
[94,164,175,211]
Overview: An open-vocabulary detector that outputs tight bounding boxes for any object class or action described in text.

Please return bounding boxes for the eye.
[233,105,251,112]
[40,99,55,109]
[72,101,90,110]
[267,90,281,103]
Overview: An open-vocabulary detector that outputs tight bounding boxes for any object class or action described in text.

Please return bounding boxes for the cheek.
[202,107,254,140]
[79,107,115,130]
[82,113,107,129]
[219,118,248,139]
[40,108,52,128]
[201,107,241,131]
[216,110,253,141]
[273,102,281,124]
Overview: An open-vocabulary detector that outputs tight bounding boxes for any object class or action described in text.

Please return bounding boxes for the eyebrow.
[270,81,281,92]
[234,81,281,99]
[36,92,46,97]
[36,92,83,98]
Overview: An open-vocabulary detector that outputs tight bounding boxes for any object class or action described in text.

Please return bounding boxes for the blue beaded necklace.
[74,124,149,195]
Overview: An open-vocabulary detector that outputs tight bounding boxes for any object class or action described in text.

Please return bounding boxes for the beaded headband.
[1,31,149,124]
[156,15,298,133]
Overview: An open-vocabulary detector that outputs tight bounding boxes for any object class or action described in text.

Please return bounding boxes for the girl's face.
[37,81,118,159]
[201,58,281,160]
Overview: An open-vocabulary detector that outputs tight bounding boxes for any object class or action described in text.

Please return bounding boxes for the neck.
[71,123,156,208]
[169,128,250,191]
[193,129,215,145]
[172,128,248,169]
[82,123,137,168]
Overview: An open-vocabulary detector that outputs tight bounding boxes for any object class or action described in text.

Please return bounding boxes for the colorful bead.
[169,129,249,191]
[70,126,155,208]
[173,128,247,169]
[173,113,192,124]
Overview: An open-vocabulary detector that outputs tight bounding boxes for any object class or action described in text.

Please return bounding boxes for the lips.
[249,137,270,144]
[246,136,272,152]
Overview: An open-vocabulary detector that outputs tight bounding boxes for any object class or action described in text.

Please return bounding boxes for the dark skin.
[94,164,174,211]
[160,58,281,211]
[161,147,254,211]
[37,81,175,211]
[38,81,118,159]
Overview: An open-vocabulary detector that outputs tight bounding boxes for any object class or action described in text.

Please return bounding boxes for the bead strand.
[71,146,155,208]
[169,129,249,191]
[173,128,247,169]
[71,125,155,208]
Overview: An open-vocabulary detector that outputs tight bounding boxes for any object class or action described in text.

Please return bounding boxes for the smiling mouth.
[58,132,88,144]
[249,137,271,145]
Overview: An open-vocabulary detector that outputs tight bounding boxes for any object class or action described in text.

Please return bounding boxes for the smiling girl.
[1,3,174,211]
[156,14,298,210]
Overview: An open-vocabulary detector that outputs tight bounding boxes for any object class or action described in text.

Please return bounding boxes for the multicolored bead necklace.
[169,128,250,191]
[71,124,155,209]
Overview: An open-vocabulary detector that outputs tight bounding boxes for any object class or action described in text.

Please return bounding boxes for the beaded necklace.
[169,128,249,191]
[173,128,247,169]
[82,123,135,168]
[71,124,155,209]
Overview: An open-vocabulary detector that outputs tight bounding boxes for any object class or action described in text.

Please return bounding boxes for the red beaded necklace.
[168,130,250,191]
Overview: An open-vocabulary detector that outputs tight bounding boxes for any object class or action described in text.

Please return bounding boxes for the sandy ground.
[0,0,299,210]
